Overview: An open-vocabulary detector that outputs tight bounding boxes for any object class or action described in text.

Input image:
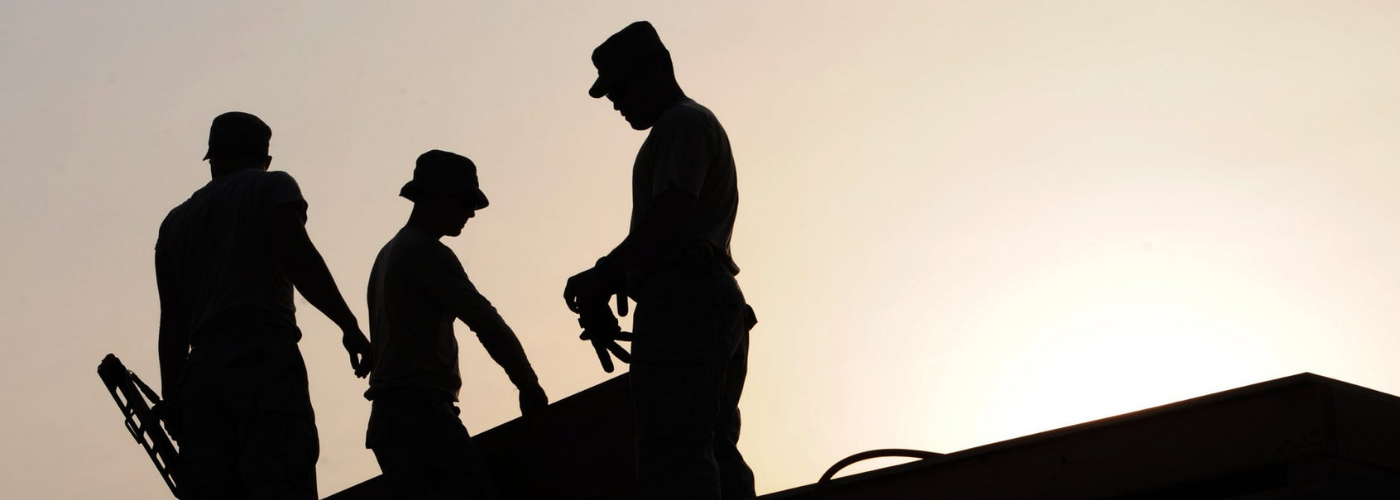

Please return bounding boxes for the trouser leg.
[632,300,751,500]
[368,395,499,500]
[179,340,318,500]
[240,350,318,500]
[716,319,755,500]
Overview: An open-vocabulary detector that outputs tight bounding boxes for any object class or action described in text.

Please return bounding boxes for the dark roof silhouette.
[327,372,1400,499]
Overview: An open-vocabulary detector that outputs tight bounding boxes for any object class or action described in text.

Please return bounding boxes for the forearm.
[477,325,540,390]
[286,244,358,330]
[430,266,540,389]
[155,250,187,396]
[603,188,694,274]
[269,204,358,331]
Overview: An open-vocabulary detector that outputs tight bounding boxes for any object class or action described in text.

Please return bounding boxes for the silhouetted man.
[565,21,757,500]
[365,150,548,500]
[155,111,374,500]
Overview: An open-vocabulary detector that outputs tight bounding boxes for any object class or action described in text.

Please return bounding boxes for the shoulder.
[164,199,191,220]
[158,195,196,229]
[246,170,307,213]
[156,201,190,243]
[255,170,302,191]
[655,98,717,131]
[391,228,458,263]
[218,169,301,192]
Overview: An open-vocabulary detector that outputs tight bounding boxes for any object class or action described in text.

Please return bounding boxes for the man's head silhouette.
[203,112,272,172]
[589,21,681,130]
[401,150,488,237]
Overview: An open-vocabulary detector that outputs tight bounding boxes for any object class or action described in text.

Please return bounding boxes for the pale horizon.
[3,1,1400,498]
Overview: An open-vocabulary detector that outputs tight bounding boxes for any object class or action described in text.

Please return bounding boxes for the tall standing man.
[565,21,757,500]
[364,150,548,500]
[155,111,374,500]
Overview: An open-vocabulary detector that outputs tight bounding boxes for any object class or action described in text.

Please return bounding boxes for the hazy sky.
[3,1,1399,498]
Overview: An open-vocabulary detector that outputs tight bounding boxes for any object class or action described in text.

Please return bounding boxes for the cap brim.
[589,73,618,99]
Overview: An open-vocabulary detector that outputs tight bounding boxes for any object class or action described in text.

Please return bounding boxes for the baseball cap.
[588,21,670,99]
[203,111,271,161]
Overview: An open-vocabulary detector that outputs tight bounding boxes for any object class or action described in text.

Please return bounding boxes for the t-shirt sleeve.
[412,243,539,388]
[649,113,713,199]
[262,171,309,222]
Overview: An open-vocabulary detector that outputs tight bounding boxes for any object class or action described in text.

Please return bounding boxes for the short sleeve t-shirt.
[630,97,740,273]
[155,169,308,346]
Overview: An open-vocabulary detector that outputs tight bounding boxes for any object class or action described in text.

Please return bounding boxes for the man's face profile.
[605,71,663,131]
[605,77,643,130]
[418,193,475,237]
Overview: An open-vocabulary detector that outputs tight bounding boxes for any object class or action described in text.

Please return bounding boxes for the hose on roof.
[807,448,943,499]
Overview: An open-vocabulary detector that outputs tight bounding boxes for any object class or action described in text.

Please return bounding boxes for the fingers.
[563,275,584,313]
[345,337,374,378]
[604,340,631,364]
[593,341,615,373]
[563,279,576,312]
[349,352,368,378]
[354,352,374,378]
[615,292,629,317]
[563,289,577,313]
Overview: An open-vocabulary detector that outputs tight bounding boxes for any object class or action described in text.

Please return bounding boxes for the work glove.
[577,301,632,373]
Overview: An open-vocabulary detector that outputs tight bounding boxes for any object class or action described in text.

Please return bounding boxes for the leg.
[240,343,319,500]
[369,395,499,500]
[177,368,242,500]
[631,301,748,500]
[716,306,755,500]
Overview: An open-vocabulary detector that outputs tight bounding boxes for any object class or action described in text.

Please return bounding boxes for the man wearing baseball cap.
[155,111,374,499]
[565,21,757,499]
[364,150,548,500]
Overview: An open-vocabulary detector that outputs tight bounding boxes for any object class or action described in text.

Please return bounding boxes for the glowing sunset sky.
[3,1,1399,498]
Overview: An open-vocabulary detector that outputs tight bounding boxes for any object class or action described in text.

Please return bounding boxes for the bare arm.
[155,247,189,398]
[565,112,713,312]
[268,204,373,377]
[602,187,696,276]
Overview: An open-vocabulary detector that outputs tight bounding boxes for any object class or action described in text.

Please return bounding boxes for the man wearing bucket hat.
[565,21,757,500]
[365,150,548,500]
[155,111,374,500]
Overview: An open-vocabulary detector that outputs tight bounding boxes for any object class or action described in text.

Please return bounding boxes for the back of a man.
[159,167,303,345]
[155,112,372,500]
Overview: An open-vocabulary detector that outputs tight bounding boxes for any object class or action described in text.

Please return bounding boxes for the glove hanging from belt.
[578,300,631,373]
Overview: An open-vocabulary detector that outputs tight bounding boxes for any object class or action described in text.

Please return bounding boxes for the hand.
[153,400,183,443]
[341,326,375,378]
[519,383,548,417]
[563,267,606,314]
[564,261,628,316]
